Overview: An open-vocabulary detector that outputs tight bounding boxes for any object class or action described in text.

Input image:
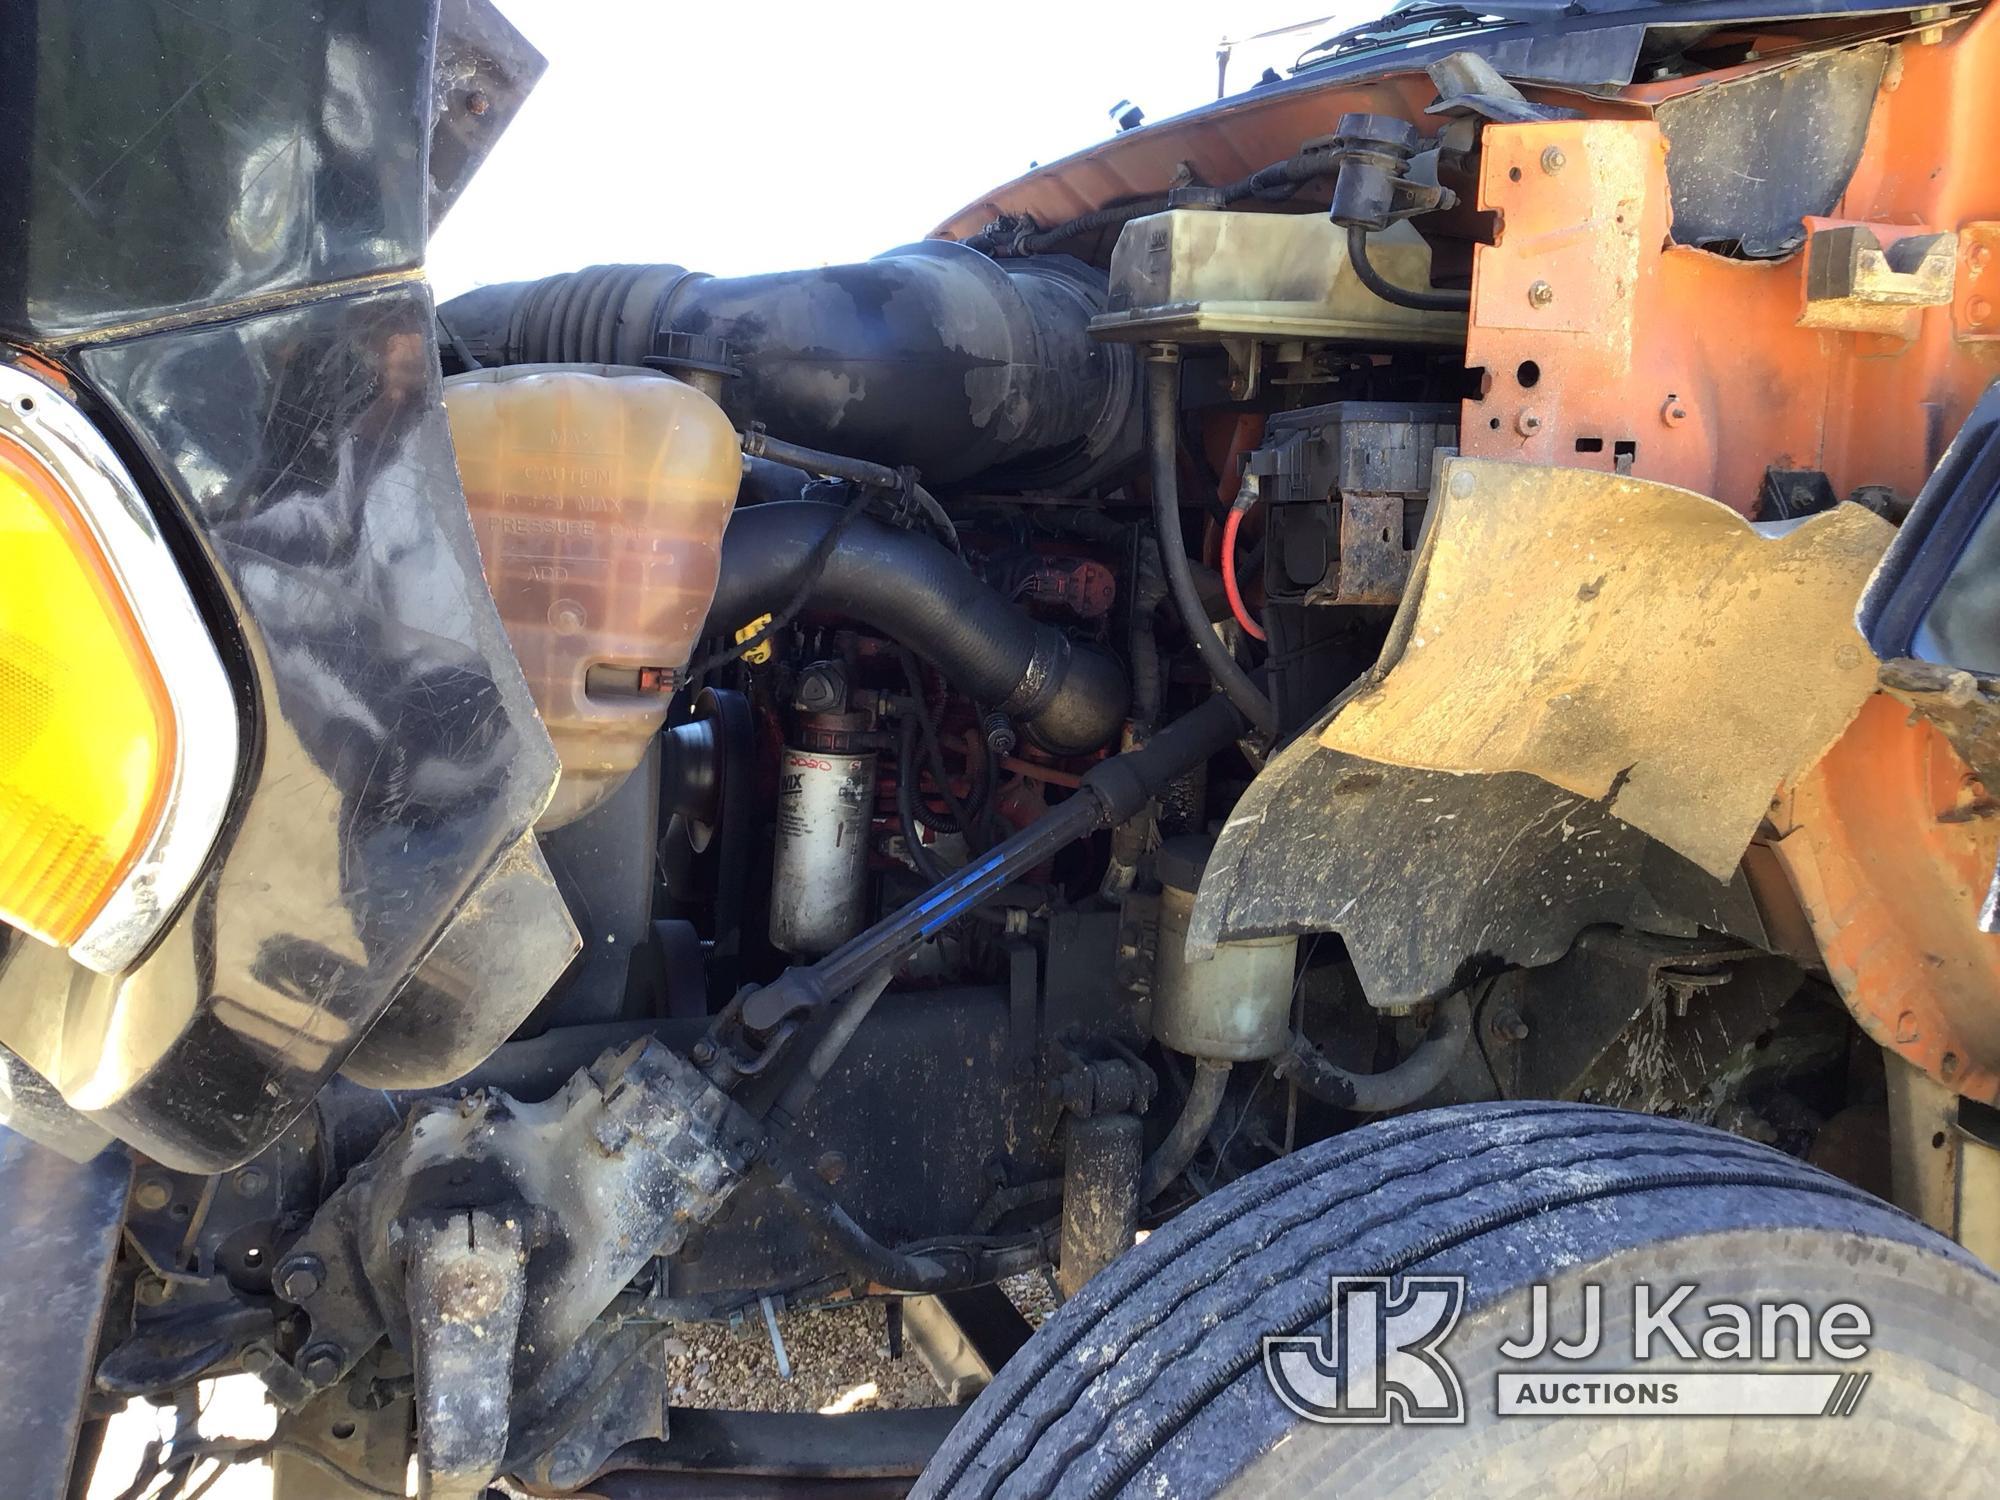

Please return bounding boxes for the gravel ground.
[86,1275,1068,1495]
[667,1272,1062,1413]
[999,1269,1061,1328]
[667,1302,940,1413]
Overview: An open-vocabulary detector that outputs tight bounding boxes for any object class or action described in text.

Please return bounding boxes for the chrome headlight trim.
[0,363,242,975]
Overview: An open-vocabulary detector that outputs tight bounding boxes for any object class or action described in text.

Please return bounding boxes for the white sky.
[428,1,1373,297]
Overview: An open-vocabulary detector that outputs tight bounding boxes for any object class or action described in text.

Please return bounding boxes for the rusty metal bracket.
[1799,222,1956,337]
[270,1039,762,1492]
[902,1286,1035,1404]
[1954,222,2000,341]
[1057,1114,1142,1297]
[408,1209,528,1495]
[1482,930,1772,1106]
[1329,492,1412,604]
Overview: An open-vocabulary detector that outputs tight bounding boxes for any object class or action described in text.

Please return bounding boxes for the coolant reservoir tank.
[445,365,741,828]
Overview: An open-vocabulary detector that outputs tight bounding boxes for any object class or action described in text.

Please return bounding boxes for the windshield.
[1295,0,1641,67]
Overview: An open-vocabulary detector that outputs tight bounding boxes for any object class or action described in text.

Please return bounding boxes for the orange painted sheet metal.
[931,14,1953,248]
[1461,16,2000,516]
[931,75,1444,243]
[1771,694,2000,1105]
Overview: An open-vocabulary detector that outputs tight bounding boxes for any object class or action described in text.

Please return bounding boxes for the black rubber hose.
[739,455,812,506]
[436,244,1142,493]
[773,1170,962,1292]
[1344,223,1471,313]
[687,484,874,678]
[1139,1058,1232,1202]
[896,707,994,844]
[1275,991,1473,1112]
[708,501,1130,755]
[897,650,986,840]
[972,1177,1065,1233]
[1233,151,1343,202]
[1146,358,1277,739]
[434,310,482,372]
[742,429,960,556]
[771,1168,1051,1293]
[897,716,955,885]
[1008,198,1167,255]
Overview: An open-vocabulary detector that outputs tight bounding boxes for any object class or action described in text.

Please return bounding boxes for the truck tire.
[916,1101,2000,1499]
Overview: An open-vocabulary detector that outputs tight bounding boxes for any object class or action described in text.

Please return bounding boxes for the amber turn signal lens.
[0,436,175,947]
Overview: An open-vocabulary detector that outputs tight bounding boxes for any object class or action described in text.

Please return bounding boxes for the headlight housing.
[0,364,239,972]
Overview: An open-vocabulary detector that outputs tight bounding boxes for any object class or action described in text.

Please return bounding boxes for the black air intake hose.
[707,501,1129,755]
[436,241,1141,492]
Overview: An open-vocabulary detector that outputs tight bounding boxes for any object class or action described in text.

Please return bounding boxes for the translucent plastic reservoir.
[445,365,741,828]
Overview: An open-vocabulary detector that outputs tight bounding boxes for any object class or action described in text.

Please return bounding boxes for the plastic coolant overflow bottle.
[445,364,742,828]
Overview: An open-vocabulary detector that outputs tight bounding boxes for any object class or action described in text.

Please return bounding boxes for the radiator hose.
[1139,1058,1232,1202]
[1275,992,1473,1112]
[707,501,1129,755]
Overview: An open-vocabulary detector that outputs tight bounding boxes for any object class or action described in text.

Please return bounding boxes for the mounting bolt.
[133,1178,172,1212]
[1515,409,1543,437]
[1661,397,1690,427]
[1970,296,1995,326]
[465,89,490,116]
[1540,145,1566,174]
[1527,280,1555,309]
[1488,1006,1531,1043]
[275,1254,325,1303]
[1970,242,1994,272]
[982,710,1018,758]
[815,1150,849,1185]
[232,1167,267,1198]
[298,1342,345,1386]
[691,1038,716,1065]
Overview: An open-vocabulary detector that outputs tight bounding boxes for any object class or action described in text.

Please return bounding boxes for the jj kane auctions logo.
[1263,1276,1874,1423]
